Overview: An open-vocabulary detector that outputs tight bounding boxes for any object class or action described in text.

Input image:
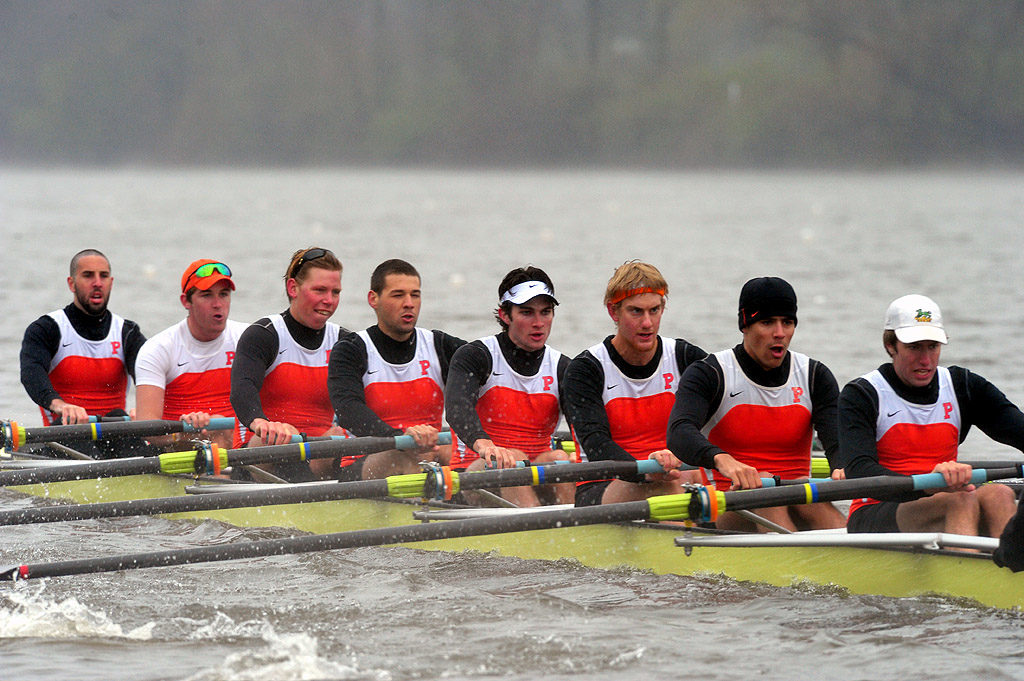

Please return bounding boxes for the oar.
[0,417,237,451]
[0,459,666,527]
[0,432,452,487]
[0,499,661,581]
[684,466,1024,523]
[3,467,1021,581]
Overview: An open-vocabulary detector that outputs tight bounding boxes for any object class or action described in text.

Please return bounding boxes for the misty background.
[2,0,1022,168]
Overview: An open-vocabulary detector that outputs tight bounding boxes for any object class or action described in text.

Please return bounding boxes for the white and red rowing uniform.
[357,327,445,430]
[848,367,961,516]
[575,337,680,462]
[335,327,446,470]
[703,349,814,490]
[235,314,341,446]
[451,335,561,468]
[135,319,247,421]
[41,309,128,425]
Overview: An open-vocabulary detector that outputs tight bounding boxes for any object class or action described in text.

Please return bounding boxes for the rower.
[840,294,1020,537]
[134,259,246,451]
[327,259,465,480]
[19,249,149,458]
[445,266,572,506]
[563,261,707,507]
[668,276,846,531]
[229,247,349,480]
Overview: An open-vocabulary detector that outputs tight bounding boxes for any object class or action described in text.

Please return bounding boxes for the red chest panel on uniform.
[47,357,127,421]
[606,392,675,460]
[365,377,443,431]
[877,422,958,475]
[475,386,559,455]
[708,404,812,489]
[261,363,333,436]
[163,367,234,421]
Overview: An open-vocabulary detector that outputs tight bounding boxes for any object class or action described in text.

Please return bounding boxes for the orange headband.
[608,287,667,305]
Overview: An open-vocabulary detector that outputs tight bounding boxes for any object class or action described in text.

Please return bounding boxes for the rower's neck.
[611,334,656,367]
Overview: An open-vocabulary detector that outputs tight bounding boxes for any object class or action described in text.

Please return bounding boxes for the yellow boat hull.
[10,474,1024,610]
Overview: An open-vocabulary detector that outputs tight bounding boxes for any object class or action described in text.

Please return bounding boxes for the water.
[2,167,1024,679]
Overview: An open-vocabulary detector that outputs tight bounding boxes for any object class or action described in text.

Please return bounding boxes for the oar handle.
[2,417,239,449]
[184,417,236,432]
[912,466,1024,490]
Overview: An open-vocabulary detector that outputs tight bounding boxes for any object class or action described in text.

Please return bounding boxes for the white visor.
[500,280,558,305]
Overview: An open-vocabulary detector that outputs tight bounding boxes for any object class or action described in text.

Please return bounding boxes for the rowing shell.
[5,472,1022,609]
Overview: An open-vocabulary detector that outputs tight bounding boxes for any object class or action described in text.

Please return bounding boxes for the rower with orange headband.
[134,259,246,451]
[563,260,707,507]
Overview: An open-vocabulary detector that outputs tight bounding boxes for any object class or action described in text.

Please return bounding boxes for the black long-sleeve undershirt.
[840,363,1024,502]
[229,311,350,430]
[667,344,840,470]
[328,326,466,437]
[20,303,146,411]
[562,336,706,468]
[445,332,569,448]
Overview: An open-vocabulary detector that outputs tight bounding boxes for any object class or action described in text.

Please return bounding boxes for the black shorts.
[336,455,367,482]
[846,501,900,533]
[575,480,611,507]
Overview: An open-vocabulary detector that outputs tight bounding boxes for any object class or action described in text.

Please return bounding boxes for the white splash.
[184,622,391,681]
[0,584,154,640]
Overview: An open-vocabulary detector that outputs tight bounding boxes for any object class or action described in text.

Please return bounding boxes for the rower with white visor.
[444,267,572,506]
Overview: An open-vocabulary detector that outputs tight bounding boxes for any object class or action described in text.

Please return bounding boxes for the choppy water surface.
[2,168,1024,679]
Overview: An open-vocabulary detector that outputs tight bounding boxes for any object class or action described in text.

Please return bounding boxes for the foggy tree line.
[2,0,1022,166]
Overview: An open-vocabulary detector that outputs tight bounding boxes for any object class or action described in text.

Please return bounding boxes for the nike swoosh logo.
[279,350,287,355]
[887,410,901,417]
[492,372,504,376]
[61,342,72,347]
[606,385,618,390]
[177,361,189,367]
[367,369,379,374]
[729,390,744,397]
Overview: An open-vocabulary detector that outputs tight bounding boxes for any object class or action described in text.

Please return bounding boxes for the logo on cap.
[914,309,932,323]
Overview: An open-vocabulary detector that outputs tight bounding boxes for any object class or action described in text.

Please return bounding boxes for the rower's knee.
[943,489,982,519]
[976,483,1018,515]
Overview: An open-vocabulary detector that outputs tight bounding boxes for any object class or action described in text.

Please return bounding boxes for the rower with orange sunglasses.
[135,259,246,451]
[230,247,350,481]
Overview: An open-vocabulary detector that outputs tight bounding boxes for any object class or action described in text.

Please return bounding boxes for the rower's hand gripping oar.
[0,417,237,451]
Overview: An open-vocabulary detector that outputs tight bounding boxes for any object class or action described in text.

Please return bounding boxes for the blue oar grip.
[635,459,665,475]
[183,417,236,433]
[394,431,453,451]
[911,469,989,490]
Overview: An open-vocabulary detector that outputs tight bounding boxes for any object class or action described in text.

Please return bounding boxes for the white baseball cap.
[884,294,948,344]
